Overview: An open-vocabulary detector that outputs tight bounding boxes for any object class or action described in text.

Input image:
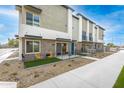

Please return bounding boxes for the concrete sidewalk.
[30,50,124,88]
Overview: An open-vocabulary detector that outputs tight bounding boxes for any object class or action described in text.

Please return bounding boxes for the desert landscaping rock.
[0,57,94,88]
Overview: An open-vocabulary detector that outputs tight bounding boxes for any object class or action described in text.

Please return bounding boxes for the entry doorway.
[56,43,68,56]
[71,42,75,55]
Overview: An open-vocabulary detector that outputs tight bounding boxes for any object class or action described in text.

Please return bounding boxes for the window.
[82,31,86,40]
[26,40,40,53]
[26,12,40,26]
[89,33,93,41]
[34,41,40,52]
[34,15,40,26]
[26,41,33,53]
[26,12,33,25]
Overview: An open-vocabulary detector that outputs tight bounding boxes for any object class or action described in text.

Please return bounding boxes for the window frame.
[26,11,40,27]
[26,12,33,25]
[25,39,41,54]
[33,14,40,26]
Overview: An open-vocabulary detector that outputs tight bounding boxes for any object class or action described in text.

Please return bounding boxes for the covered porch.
[55,38,77,59]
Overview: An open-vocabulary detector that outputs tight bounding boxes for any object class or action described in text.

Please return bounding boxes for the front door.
[71,43,75,55]
[56,43,62,56]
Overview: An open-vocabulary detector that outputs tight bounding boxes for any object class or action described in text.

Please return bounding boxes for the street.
[0,48,18,63]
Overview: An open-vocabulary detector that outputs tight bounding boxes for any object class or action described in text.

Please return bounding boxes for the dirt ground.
[0,57,94,88]
[90,52,115,59]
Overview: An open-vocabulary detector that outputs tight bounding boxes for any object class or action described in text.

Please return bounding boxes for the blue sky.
[0,5,124,45]
[0,5,18,44]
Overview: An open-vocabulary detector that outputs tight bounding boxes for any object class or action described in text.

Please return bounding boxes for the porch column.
[96,26,99,42]
[86,20,90,41]
[67,9,73,40]
[78,15,83,42]
[92,23,96,42]
[19,38,23,60]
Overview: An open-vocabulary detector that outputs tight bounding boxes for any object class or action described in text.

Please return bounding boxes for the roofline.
[16,5,75,12]
[77,13,95,24]
[77,13,105,30]
[96,25,105,30]
[72,14,79,19]
[62,5,75,12]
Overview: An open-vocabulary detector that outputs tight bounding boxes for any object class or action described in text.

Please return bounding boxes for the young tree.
[107,43,115,47]
[8,38,19,48]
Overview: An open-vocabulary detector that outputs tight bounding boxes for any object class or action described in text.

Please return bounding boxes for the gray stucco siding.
[34,5,68,33]
[72,16,79,40]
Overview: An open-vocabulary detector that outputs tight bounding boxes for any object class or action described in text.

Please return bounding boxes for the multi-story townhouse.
[16,5,105,62]
[74,13,105,54]
[95,25,105,52]
[16,5,75,61]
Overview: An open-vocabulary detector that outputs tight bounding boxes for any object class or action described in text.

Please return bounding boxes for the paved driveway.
[30,50,124,88]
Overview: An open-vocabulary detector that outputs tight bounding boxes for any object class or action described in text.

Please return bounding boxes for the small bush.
[34,72,40,78]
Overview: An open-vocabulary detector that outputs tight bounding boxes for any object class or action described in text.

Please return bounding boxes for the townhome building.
[16,5,105,62]
[16,5,76,61]
[73,13,105,54]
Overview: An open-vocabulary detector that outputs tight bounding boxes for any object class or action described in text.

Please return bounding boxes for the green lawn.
[113,66,124,88]
[24,57,61,68]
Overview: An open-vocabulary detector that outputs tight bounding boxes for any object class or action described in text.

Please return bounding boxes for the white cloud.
[0,9,18,18]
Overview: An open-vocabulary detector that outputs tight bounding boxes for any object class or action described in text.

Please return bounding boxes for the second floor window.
[89,33,93,41]
[82,31,86,40]
[34,15,40,26]
[26,12,33,25]
[26,12,40,27]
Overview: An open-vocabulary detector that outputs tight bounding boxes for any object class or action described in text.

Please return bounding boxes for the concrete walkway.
[0,82,17,88]
[81,56,100,61]
[5,57,19,61]
[30,50,124,88]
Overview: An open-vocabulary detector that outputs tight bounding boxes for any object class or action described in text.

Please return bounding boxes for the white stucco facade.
[92,23,96,42]
[19,24,72,40]
[96,25,104,43]
[86,20,90,41]
[78,15,83,42]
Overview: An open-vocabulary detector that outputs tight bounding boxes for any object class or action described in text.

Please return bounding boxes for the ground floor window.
[26,41,33,53]
[26,40,40,53]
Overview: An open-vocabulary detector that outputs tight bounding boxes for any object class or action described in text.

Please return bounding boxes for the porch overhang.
[15,35,42,39]
[56,38,71,42]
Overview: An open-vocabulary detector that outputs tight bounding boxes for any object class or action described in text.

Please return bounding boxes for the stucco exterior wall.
[33,5,68,33]
[20,5,68,33]
[89,21,93,33]
[72,16,79,40]
[82,17,87,32]
[76,42,82,54]
[99,28,104,40]
[41,39,56,57]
